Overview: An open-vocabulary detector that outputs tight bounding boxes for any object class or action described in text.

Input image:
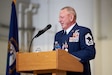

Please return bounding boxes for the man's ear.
[70,15,74,21]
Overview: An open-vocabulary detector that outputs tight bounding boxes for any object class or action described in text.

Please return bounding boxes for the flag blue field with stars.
[6,0,20,75]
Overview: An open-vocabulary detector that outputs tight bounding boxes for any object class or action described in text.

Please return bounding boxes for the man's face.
[59,9,71,30]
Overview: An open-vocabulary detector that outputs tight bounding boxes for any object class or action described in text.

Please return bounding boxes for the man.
[53,6,96,75]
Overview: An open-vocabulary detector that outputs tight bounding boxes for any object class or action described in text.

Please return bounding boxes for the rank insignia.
[85,33,94,46]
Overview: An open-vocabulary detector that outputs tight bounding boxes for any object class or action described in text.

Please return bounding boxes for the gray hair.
[61,6,77,19]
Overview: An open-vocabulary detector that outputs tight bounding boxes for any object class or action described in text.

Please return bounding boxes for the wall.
[93,0,112,75]
[0,0,11,75]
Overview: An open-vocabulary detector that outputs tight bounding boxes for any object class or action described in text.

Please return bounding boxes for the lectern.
[16,50,83,75]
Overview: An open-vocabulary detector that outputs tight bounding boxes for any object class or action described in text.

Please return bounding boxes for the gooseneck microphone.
[29,24,52,52]
[34,24,52,38]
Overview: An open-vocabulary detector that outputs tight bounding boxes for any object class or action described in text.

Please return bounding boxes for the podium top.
[16,50,83,73]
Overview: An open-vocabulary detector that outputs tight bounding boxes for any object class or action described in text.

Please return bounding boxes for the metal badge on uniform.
[69,29,79,42]
[85,33,94,46]
[62,41,68,52]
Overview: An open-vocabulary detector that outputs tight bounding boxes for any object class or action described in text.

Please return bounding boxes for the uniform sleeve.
[71,28,96,62]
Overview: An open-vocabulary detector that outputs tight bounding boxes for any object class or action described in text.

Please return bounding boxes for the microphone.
[28,24,52,52]
[34,24,52,38]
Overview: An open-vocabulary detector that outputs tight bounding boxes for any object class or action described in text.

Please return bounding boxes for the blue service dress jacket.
[53,23,96,75]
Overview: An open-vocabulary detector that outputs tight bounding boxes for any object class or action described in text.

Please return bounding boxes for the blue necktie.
[64,31,67,35]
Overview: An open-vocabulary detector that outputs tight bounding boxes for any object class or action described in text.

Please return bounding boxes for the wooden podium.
[16,50,83,75]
